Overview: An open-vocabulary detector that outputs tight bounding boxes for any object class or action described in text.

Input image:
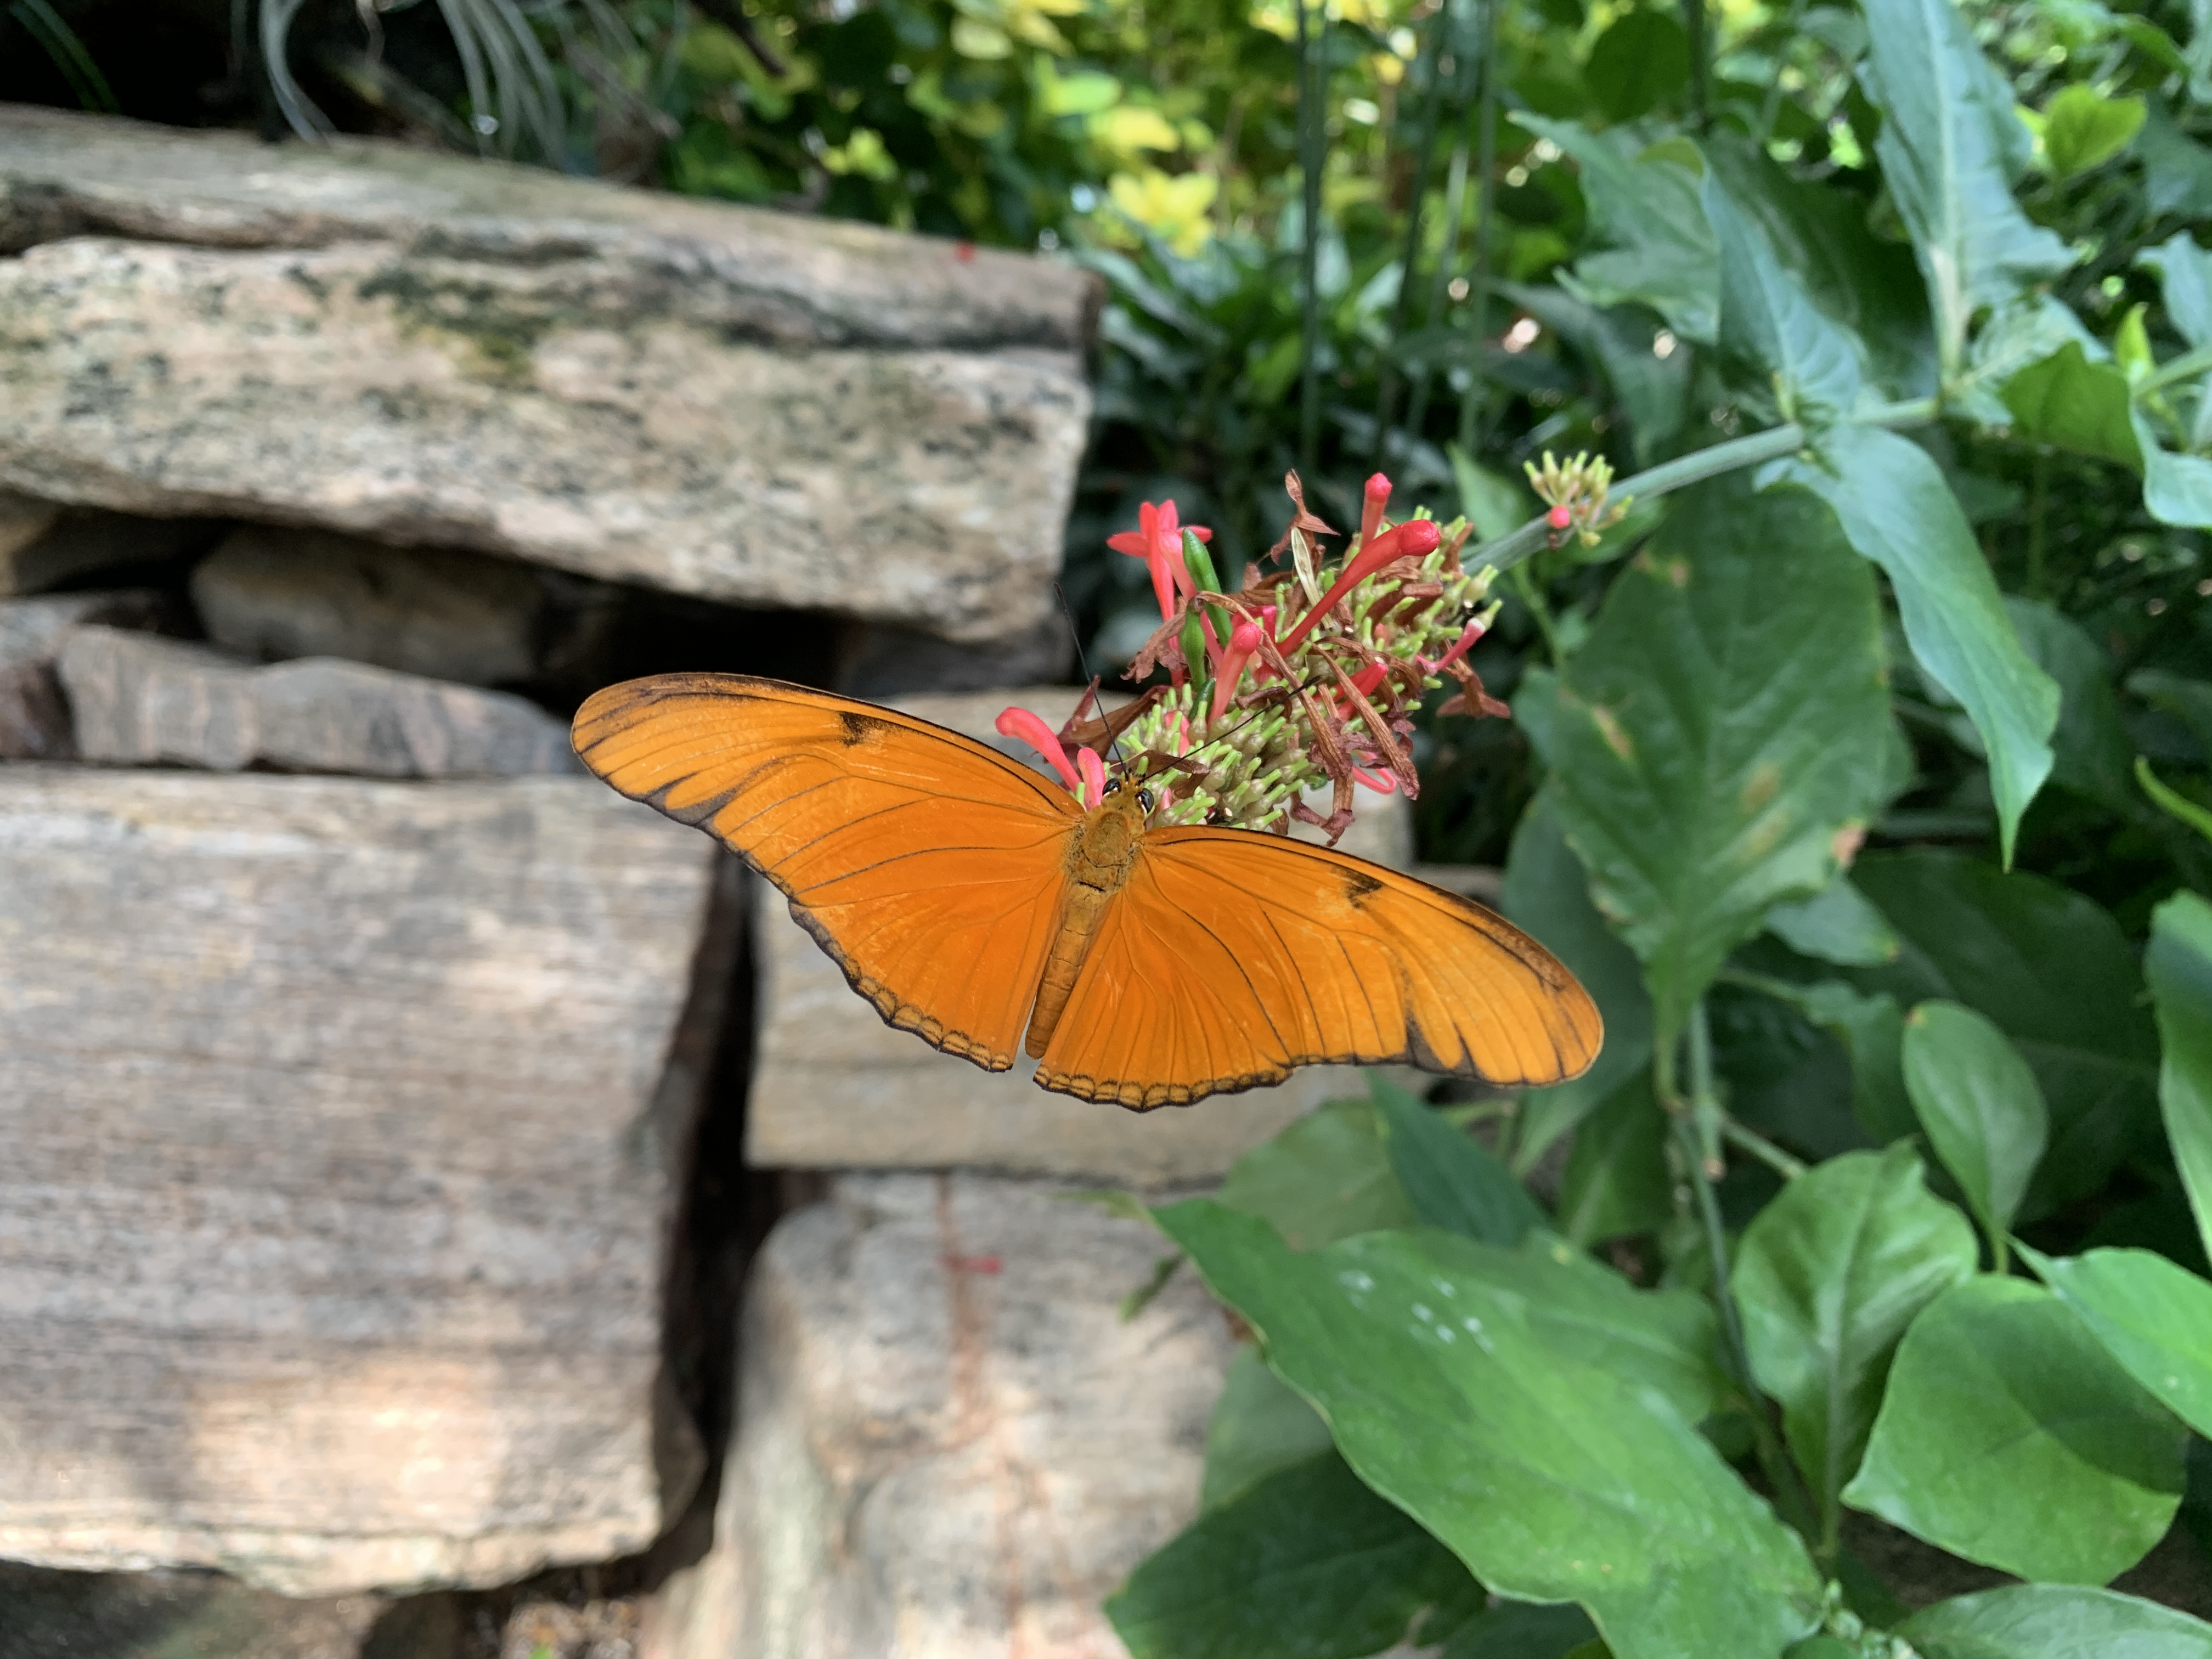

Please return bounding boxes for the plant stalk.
[1719,1116,1807,1181]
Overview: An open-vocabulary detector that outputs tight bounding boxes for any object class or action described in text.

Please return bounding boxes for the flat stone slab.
[0,105,1095,644]
[647,1173,1231,1659]
[0,769,733,1594]
[742,687,1416,1182]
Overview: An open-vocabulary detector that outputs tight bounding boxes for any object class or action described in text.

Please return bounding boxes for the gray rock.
[57,625,577,776]
[0,106,1096,645]
[193,524,546,687]
[0,768,733,1594]
[0,485,60,575]
[740,685,1419,1181]
[835,619,1075,700]
[0,501,218,596]
[645,1173,1231,1659]
[0,590,167,759]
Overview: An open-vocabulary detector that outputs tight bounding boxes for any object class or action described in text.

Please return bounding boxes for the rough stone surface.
[192,524,550,687]
[58,625,578,776]
[0,1562,460,1659]
[741,686,1415,1180]
[646,1173,1231,1659]
[0,769,733,1594]
[0,590,166,759]
[0,106,1096,644]
[0,484,59,571]
[0,501,219,596]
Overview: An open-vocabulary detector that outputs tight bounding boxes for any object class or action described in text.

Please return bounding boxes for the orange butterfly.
[572,675,1600,1109]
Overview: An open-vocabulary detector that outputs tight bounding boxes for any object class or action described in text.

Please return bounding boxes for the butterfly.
[572,674,1601,1109]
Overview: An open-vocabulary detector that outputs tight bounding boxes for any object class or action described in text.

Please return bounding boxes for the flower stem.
[1463,398,1940,577]
[1719,1116,1807,1181]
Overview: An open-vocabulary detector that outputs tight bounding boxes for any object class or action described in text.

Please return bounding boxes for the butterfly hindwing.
[1034,827,1602,1108]
[573,675,1082,1070]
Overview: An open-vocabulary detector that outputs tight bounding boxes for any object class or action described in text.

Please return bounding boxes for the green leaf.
[2140,423,2212,529]
[1731,1146,1978,1532]
[1843,1276,2186,1584]
[1548,475,1897,1047]
[2039,83,2146,178]
[2001,342,2143,470]
[1900,1584,2212,1658]
[2027,1246,2212,1443]
[2004,597,2139,814]
[2132,669,2212,764]
[1850,850,2160,1215]
[1764,878,1900,968]
[1108,1451,1477,1659]
[1498,284,1690,463]
[1152,1203,1825,1659]
[1502,793,1655,1169]
[2142,232,2212,349]
[1854,0,2075,373]
[1762,978,1916,1143]
[1440,1601,1597,1659]
[1514,115,1718,345]
[1558,1071,1673,1246]
[1215,1099,1415,1250]
[1960,295,2103,427]
[1763,425,2060,866]
[1901,1001,2049,1255]
[2140,757,2212,843]
[2148,891,2212,1264]
[1699,165,1866,423]
[1202,1346,1334,1510]
[1450,444,1538,541]
[1584,10,1690,121]
[1370,1074,1544,1247]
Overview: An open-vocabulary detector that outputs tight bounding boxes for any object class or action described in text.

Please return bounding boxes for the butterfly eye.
[1136,788,1156,813]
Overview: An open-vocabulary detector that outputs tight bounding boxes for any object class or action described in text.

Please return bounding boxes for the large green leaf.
[2001,342,2143,470]
[1901,1585,2212,1657]
[1558,1071,1673,1246]
[2142,232,2212,349]
[1440,1601,1598,1659]
[1108,1450,1476,1659]
[1763,878,1900,968]
[1843,1276,2186,1584]
[1153,1202,1825,1659]
[2148,891,2212,1264]
[1773,978,1916,1143]
[2038,83,2147,179]
[1731,1146,1977,1534]
[1854,0,2074,373]
[2027,1246,2212,1443]
[1514,115,1718,344]
[1548,475,1896,1046]
[2140,424,2212,529]
[1850,850,2160,1214]
[1215,1098,1414,1250]
[1763,426,2059,866]
[1900,1001,2049,1256]
[1370,1075,1544,1248]
[1699,165,1866,422]
[1502,793,1655,1169]
[1202,1346,1334,1510]
[1583,9,1689,122]
[2004,597,2139,814]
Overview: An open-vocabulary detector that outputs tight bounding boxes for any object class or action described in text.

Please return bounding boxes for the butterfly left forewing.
[1034,826,1601,1108]
[574,674,1083,1070]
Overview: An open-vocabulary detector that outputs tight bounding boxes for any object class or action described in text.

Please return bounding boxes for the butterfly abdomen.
[1022,791,1147,1059]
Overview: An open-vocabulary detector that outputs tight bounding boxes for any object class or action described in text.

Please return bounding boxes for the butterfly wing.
[573,674,1081,1070]
[1034,827,1601,1108]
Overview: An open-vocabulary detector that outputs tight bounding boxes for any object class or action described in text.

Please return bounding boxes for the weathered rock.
[741,686,1415,1181]
[646,1173,1231,1659]
[0,501,219,596]
[0,768,732,1594]
[192,524,549,687]
[58,625,578,776]
[0,590,166,759]
[835,619,1074,700]
[0,105,1096,644]
[0,484,60,572]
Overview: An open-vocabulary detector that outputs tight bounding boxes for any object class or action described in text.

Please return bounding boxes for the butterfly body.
[572,674,1600,1109]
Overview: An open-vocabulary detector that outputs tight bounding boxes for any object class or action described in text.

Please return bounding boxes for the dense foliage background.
[11,0,2212,1651]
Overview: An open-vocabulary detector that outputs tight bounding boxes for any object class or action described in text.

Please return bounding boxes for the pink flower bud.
[1359,473,1392,547]
[1076,746,1108,809]
[1209,618,1267,723]
[1547,504,1573,531]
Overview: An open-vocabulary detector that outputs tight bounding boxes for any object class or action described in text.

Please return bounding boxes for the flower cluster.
[999,472,1508,842]
[1525,449,1630,549]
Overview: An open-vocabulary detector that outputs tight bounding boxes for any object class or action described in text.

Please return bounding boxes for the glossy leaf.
[2039,83,2147,179]
[1153,1201,1825,1659]
[1852,850,2161,1214]
[1731,1146,1977,1528]
[1502,793,1655,1169]
[1558,1072,1673,1246]
[1843,1276,2186,1584]
[1215,1098,1414,1250]
[1855,0,2074,371]
[1370,1074,1544,1248]
[1202,1345,1334,1510]
[1899,1584,2212,1658]
[1699,165,1866,422]
[2148,891,2212,1263]
[1901,1001,2049,1255]
[1108,1450,1476,1659]
[1763,426,2060,867]
[1548,474,1897,1047]
[2027,1246,2212,1443]
[1764,878,1900,968]
[2001,342,2143,471]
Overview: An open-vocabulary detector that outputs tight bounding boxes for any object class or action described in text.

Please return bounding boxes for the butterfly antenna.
[1056,582,1136,780]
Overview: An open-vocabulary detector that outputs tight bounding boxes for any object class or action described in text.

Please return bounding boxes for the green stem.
[1456,0,1501,454]
[1720,1116,1807,1181]
[1509,562,1562,664]
[1295,0,1324,478]
[2137,340,2212,396]
[1463,398,1939,577]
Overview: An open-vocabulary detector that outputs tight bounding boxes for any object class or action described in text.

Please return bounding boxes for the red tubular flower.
[1108,500,1214,621]
[1209,618,1266,723]
[1277,518,1443,653]
[1359,473,1391,548]
[1429,616,1489,672]
[996,706,1083,795]
[1077,746,1108,808]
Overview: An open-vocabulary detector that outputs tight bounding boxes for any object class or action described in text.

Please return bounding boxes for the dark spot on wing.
[837,709,891,747]
[1342,868,1386,909]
